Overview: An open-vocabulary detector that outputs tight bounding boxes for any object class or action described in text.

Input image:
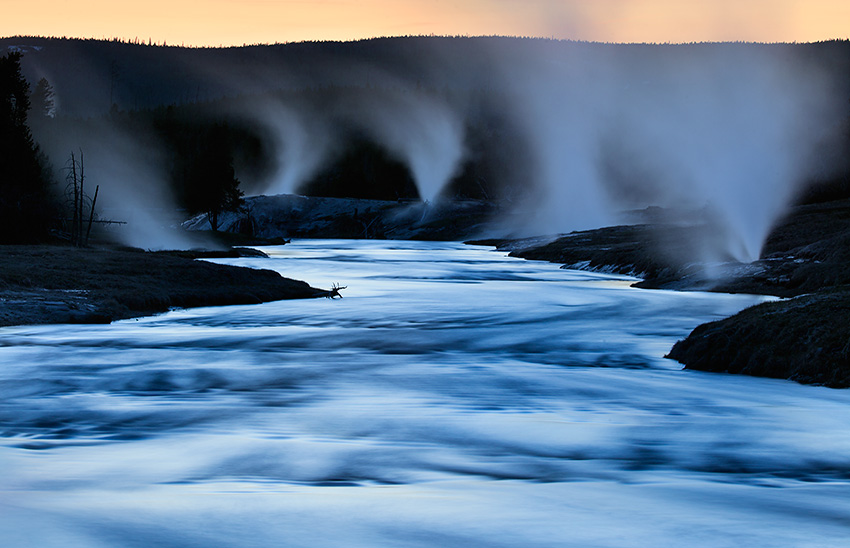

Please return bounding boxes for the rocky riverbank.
[0,245,327,327]
[182,194,499,241]
[5,197,848,386]
[666,288,850,388]
[472,198,850,387]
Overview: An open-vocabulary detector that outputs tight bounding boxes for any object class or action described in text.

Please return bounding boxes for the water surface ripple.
[2,240,849,547]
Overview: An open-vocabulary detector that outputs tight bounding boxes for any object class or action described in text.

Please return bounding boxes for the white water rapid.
[2,240,849,547]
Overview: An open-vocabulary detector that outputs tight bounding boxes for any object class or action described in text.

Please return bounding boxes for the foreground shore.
[472,198,850,388]
[0,245,327,327]
[3,197,848,387]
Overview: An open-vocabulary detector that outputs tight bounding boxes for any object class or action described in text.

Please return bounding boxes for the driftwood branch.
[324,283,347,299]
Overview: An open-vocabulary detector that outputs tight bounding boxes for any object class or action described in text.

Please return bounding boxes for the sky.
[1,0,848,46]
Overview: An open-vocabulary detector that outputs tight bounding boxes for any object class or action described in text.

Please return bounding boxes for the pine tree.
[0,52,56,242]
[185,124,244,231]
[32,77,55,118]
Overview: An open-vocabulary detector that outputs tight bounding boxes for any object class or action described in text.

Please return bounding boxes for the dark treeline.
[58,80,850,215]
[150,109,249,229]
[107,85,536,207]
[0,52,57,243]
[795,115,850,205]
[2,36,850,243]
[19,80,534,236]
[8,36,849,117]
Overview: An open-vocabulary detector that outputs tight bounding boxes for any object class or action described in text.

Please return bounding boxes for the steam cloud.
[493,44,840,261]
[27,39,845,258]
[239,42,840,262]
[258,100,334,196]
[34,119,196,250]
[342,89,466,203]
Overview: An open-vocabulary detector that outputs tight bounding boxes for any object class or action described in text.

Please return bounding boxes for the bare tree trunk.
[78,151,85,246]
[70,152,79,245]
[85,185,99,246]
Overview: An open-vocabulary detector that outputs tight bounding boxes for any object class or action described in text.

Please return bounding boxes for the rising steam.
[34,119,196,250]
[257,100,335,196]
[25,38,846,258]
[340,88,466,202]
[238,42,841,262]
[248,87,466,202]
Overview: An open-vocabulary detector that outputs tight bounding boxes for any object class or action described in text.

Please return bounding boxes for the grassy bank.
[0,245,326,327]
[665,288,850,388]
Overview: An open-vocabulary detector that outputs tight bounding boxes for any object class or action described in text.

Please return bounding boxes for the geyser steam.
[33,119,195,250]
[258,101,335,196]
[24,38,844,255]
[250,87,466,203]
[344,89,466,202]
[240,41,840,262]
[494,43,840,262]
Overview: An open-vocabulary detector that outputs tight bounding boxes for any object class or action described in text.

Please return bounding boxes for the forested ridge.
[1,36,849,243]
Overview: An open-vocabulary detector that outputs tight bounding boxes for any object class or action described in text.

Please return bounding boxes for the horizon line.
[2,33,848,50]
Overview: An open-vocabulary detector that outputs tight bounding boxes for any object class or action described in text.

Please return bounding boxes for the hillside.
[3,36,849,117]
[2,36,848,254]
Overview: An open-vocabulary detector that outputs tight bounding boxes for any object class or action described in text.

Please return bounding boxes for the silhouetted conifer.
[31,77,55,118]
[0,52,56,242]
[184,124,244,230]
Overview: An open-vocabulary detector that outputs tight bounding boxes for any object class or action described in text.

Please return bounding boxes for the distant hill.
[4,36,849,117]
[2,36,849,252]
[2,36,519,116]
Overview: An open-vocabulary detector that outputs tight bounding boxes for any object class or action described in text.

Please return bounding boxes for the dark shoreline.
[3,198,848,387]
[471,198,850,388]
[0,245,327,327]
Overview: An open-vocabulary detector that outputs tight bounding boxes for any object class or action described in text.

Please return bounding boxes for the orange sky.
[1,0,848,46]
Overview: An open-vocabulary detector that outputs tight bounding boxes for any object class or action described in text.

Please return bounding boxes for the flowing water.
[1,240,849,547]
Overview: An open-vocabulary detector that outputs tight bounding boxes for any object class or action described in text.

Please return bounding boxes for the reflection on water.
[1,240,849,547]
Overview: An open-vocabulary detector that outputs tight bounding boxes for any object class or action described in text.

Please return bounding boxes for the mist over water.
[490,44,838,260]
[230,42,842,260]
[2,240,849,546]
[25,39,846,256]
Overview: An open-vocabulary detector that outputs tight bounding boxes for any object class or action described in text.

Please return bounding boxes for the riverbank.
[0,245,327,327]
[182,194,498,241]
[4,197,848,386]
[471,198,850,387]
[666,288,850,387]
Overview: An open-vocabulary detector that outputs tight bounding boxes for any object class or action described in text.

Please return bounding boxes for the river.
[2,240,849,547]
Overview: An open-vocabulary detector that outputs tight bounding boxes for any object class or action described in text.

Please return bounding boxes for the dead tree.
[85,184,100,244]
[64,151,99,246]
